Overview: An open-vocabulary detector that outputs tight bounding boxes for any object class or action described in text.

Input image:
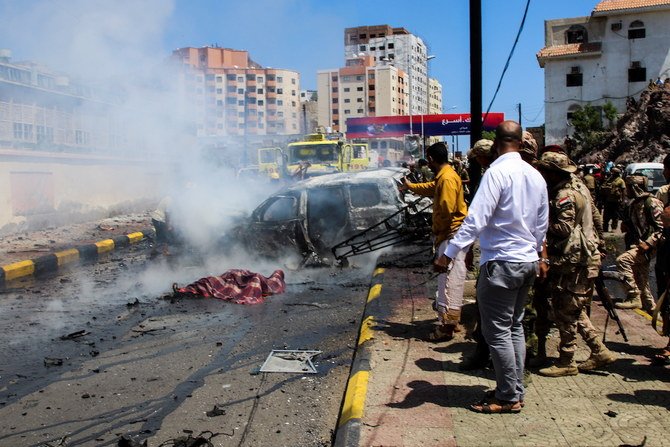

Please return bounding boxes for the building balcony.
[536,42,602,68]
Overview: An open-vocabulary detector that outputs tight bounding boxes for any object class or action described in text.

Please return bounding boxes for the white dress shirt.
[445,151,549,265]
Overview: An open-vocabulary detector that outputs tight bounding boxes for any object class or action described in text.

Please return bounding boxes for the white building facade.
[537,0,670,145]
[344,25,432,115]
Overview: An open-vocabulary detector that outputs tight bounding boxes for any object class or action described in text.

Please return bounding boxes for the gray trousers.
[477,260,537,402]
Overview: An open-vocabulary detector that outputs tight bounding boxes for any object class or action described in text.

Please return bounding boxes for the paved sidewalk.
[353,250,669,447]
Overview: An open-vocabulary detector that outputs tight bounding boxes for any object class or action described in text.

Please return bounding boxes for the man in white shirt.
[435,120,549,413]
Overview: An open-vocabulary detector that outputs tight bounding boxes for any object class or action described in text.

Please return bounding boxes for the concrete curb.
[0,228,154,287]
[333,266,385,447]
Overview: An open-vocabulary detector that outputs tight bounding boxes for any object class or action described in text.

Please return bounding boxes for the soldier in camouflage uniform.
[535,152,617,376]
[600,167,626,232]
[615,174,664,312]
[654,154,670,364]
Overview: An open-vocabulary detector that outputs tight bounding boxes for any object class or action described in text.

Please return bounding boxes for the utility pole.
[517,103,522,127]
[468,0,483,198]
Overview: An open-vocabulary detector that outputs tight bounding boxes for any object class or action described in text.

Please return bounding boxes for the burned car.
[235,168,432,266]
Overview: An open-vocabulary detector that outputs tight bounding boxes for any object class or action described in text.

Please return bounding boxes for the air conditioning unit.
[611,21,622,31]
[631,61,641,68]
[570,66,581,74]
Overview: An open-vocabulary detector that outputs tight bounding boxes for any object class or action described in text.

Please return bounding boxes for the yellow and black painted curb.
[333,266,385,447]
[0,229,154,287]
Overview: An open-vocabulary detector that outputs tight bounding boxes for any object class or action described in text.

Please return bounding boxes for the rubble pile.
[582,83,670,164]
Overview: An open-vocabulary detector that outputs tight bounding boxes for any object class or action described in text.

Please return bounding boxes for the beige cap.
[467,139,494,159]
[520,131,538,157]
[536,151,577,173]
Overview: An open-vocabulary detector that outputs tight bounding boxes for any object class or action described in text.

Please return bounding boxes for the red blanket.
[174,269,286,305]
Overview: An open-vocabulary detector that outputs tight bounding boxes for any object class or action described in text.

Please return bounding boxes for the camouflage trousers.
[547,267,606,363]
[617,245,655,305]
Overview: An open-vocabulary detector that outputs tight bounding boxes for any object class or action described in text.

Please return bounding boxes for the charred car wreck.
[234,168,432,266]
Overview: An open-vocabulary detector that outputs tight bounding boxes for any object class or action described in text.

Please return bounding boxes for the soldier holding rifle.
[535,152,617,377]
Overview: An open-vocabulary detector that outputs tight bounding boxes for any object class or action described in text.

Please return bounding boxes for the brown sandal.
[484,390,524,408]
[470,396,522,414]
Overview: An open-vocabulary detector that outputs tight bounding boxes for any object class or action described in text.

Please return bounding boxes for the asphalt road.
[0,242,376,447]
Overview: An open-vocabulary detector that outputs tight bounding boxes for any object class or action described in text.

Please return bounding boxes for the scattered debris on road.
[205,404,226,417]
[259,349,321,373]
[43,357,63,367]
[59,330,90,340]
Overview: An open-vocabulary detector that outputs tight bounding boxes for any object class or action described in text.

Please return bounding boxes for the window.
[388,43,394,49]
[238,100,244,106]
[291,78,296,84]
[258,100,264,106]
[267,86,275,93]
[216,88,222,94]
[267,74,276,81]
[205,74,215,81]
[226,74,236,81]
[369,85,375,90]
[237,76,244,82]
[344,87,350,92]
[226,98,236,105]
[277,100,283,106]
[356,75,364,81]
[357,98,363,102]
[565,25,587,44]
[216,99,223,105]
[260,196,298,222]
[332,75,338,81]
[344,109,351,114]
[257,77,263,83]
[237,88,244,94]
[333,98,339,103]
[257,88,263,94]
[344,98,351,103]
[357,108,364,113]
[370,46,376,50]
[628,20,646,39]
[368,74,375,79]
[357,87,363,91]
[247,98,257,104]
[292,90,296,96]
[247,86,256,93]
[359,45,366,51]
[332,108,338,115]
[277,76,283,83]
[566,67,583,87]
[268,98,276,104]
[332,87,338,93]
[216,76,223,82]
[351,184,381,208]
[227,86,236,92]
[246,74,256,81]
[629,61,646,82]
[277,88,283,94]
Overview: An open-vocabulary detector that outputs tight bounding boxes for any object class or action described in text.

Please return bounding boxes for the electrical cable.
[522,104,544,123]
[483,0,531,124]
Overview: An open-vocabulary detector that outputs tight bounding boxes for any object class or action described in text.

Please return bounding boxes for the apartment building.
[428,78,443,114]
[344,25,432,115]
[537,0,670,144]
[172,46,302,138]
[316,55,407,132]
[0,49,126,155]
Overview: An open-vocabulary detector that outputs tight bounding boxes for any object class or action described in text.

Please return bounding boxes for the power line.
[483,0,531,124]
[522,104,544,123]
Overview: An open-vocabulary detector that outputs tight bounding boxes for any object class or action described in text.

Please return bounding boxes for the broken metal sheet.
[259,349,321,373]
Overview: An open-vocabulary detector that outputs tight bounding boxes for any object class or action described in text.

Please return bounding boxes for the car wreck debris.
[172,269,286,305]
[259,349,322,373]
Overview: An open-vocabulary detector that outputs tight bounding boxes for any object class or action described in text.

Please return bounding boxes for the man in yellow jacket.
[404,142,468,340]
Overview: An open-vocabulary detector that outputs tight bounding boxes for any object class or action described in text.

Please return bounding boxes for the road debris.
[43,357,63,367]
[205,404,226,417]
[59,330,90,340]
[259,349,322,373]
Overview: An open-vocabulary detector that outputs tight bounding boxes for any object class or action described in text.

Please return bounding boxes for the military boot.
[615,296,642,310]
[578,348,618,372]
[527,337,549,368]
[538,358,578,377]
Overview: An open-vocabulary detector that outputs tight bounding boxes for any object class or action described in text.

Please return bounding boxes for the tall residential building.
[428,78,443,114]
[537,0,670,145]
[344,25,432,115]
[172,46,302,138]
[299,89,318,134]
[317,55,407,132]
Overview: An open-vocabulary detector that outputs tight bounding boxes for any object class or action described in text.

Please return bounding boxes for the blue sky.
[163,0,596,128]
[2,0,598,130]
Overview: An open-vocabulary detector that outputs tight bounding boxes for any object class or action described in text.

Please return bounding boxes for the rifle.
[594,270,628,342]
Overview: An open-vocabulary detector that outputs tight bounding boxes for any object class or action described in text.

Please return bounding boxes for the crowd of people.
[401,120,670,414]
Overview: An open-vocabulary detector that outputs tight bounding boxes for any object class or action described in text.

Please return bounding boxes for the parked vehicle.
[624,162,665,193]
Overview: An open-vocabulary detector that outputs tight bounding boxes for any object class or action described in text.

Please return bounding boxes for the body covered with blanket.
[174,269,285,305]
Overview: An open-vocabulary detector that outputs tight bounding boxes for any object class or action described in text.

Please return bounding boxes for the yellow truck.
[285,134,369,178]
